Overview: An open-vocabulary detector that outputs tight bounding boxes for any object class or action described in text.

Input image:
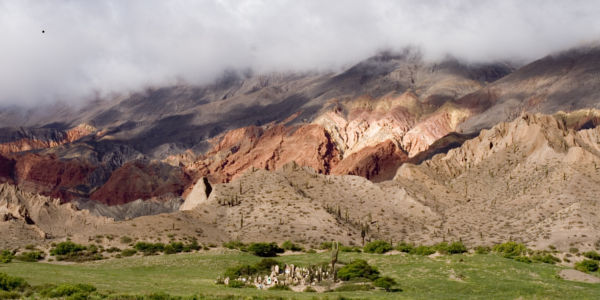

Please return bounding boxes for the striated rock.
[0,124,95,154]
[332,140,408,182]
[90,160,191,205]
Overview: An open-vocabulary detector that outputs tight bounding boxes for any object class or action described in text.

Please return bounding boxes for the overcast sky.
[1,0,599,106]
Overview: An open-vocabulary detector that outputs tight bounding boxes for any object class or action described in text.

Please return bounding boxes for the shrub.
[0,273,28,291]
[337,259,380,281]
[224,265,258,279]
[281,241,303,252]
[254,259,281,274]
[121,249,137,257]
[268,285,290,291]
[447,242,468,254]
[223,241,246,251]
[227,280,246,288]
[50,242,86,256]
[433,242,449,254]
[334,284,373,292]
[583,251,600,261]
[134,242,165,255]
[40,283,96,298]
[531,254,560,264]
[363,241,393,254]
[340,246,362,253]
[514,256,532,263]
[120,236,133,244]
[575,260,599,273]
[373,276,397,292]
[569,247,579,254]
[319,242,334,250]
[493,242,527,258]
[106,247,121,253]
[396,242,414,253]
[16,251,44,262]
[474,246,491,254]
[0,290,21,299]
[0,251,14,264]
[410,245,435,256]
[163,242,184,255]
[246,243,283,257]
[303,286,317,292]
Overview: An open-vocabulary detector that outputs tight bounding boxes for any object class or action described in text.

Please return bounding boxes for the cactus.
[330,241,339,281]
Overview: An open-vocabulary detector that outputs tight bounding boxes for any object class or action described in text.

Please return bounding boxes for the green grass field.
[1,250,599,299]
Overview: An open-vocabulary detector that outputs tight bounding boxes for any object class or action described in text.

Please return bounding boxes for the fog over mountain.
[1,0,599,106]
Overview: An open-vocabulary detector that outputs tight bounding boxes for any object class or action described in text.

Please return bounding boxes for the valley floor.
[1,250,599,299]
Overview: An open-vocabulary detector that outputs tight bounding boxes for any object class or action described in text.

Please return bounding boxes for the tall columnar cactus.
[331,241,339,281]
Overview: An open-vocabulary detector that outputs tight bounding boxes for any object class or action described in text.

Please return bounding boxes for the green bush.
[363,241,393,254]
[340,246,362,253]
[222,241,246,251]
[0,273,28,291]
[474,246,491,254]
[121,249,137,257]
[334,283,373,292]
[281,241,303,252]
[254,258,281,274]
[493,242,527,258]
[531,254,560,264]
[134,242,165,255]
[40,283,96,298]
[16,251,44,262]
[575,260,599,273]
[0,251,14,264]
[583,251,600,261]
[447,242,468,254]
[224,265,258,279]
[246,243,283,257]
[319,242,334,250]
[433,242,449,254]
[514,256,532,263]
[120,236,133,244]
[410,245,435,256]
[268,285,290,291]
[50,242,86,256]
[373,276,397,292]
[0,290,21,299]
[227,280,246,288]
[396,242,414,253]
[337,259,380,281]
[163,242,184,255]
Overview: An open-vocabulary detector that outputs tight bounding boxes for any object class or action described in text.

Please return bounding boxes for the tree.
[247,242,283,257]
[337,259,380,281]
[373,276,397,292]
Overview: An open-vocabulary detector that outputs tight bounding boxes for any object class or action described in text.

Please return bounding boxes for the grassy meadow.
[1,249,599,299]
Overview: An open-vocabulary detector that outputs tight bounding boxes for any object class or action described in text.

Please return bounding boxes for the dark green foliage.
[514,256,532,263]
[447,242,468,254]
[246,243,283,257]
[16,251,44,262]
[569,247,579,254]
[433,242,449,254]
[222,241,246,251]
[0,290,21,299]
[410,245,436,256]
[268,285,290,291]
[0,273,28,291]
[164,242,184,255]
[280,241,303,252]
[373,276,398,292]
[474,246,491,254]
[39,283,96,298]
[0,251,14,263]
[134,242,165,255]
[254,259,281,274]
[333,283,373,291]
[493,242,527,258]
[531,254,560,264]
[396,242,414,253]
[337,259,380,281]
[575,260,599,273]
[363,240,393,254]
[227,280,246,288]
[583,251,600,261]
[121,249,137,257]
[319,242,334,250]
[50,242,86,256]
[224,264,257,279]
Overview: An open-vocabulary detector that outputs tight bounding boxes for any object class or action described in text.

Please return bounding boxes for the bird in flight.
[42,30,45,33]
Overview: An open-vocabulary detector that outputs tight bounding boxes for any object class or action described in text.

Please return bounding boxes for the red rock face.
[0,154,15,184]
[90,161,191,205]
[332,140,408,182]
[12,153,95,201]
[188,123,341,183]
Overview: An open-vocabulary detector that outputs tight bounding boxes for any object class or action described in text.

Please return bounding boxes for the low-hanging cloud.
[1,0,599,106]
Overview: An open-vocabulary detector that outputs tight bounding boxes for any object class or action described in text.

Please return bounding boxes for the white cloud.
[0,0,599,106]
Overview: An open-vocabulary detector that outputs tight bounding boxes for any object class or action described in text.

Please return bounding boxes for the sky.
[1,0,599,106]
